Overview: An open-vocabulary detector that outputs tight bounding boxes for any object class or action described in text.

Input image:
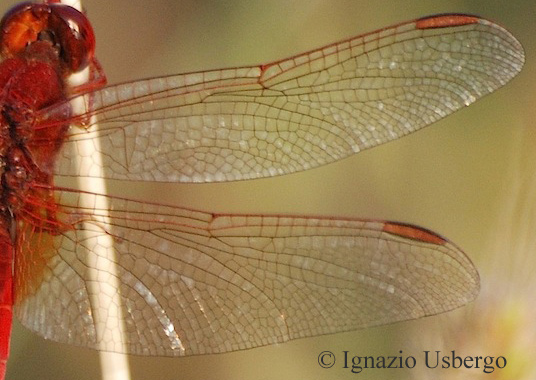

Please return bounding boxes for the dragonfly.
[0,1,524,378]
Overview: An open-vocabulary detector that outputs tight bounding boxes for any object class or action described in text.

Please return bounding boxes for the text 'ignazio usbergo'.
[341,350,506,374]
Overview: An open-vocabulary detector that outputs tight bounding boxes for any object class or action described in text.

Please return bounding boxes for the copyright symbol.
[318,351,335,368]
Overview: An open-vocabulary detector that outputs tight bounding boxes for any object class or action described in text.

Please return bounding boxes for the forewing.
[14,189,478,355]
[48,14,524,182]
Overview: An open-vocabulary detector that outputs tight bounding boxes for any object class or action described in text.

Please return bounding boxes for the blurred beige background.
[2,0,535,379]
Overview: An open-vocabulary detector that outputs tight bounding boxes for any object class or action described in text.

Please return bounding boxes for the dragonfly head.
[0,2,96,74]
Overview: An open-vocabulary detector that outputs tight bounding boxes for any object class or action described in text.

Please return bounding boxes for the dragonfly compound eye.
[47,3,96,73]
[0,2,96,73]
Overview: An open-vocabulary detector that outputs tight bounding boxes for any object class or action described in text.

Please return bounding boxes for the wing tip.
[382,221,481,309]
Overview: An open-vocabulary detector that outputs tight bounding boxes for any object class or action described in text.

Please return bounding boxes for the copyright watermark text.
[317,350,507,374]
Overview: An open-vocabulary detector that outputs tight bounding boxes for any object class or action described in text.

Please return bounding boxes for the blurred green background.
[2,0,535,379]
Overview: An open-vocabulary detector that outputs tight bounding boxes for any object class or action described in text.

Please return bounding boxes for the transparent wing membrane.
[12,14,523,356]
[49,15,524,182]
[15,189,478,355]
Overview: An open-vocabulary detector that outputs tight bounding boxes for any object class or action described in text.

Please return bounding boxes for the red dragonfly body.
[0,3,101,375]
[0,2,524,379]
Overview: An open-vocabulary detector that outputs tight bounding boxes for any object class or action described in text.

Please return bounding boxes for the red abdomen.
[0,233,12,380]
